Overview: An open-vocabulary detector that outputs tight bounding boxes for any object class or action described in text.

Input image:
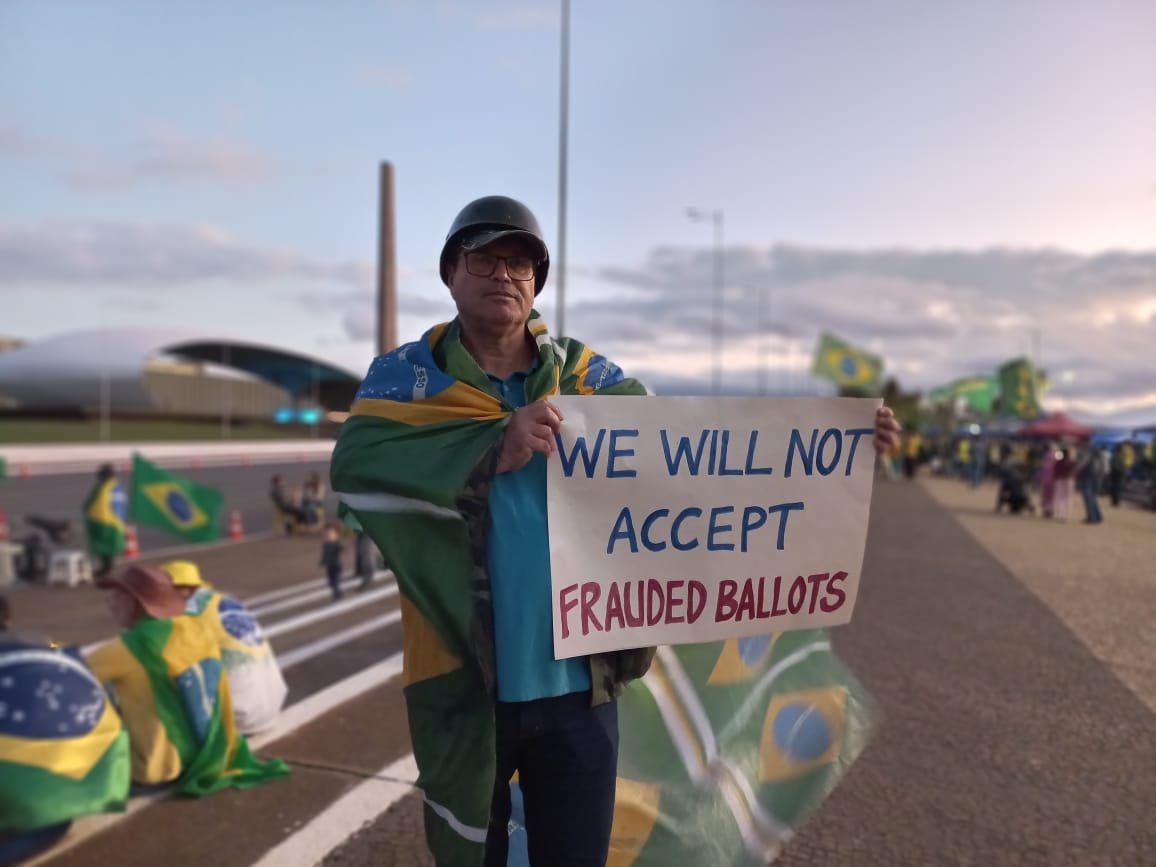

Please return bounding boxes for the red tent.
[1020,412,1095,439]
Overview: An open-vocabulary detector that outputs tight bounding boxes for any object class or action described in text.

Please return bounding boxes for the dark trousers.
[1079,480,1103,523]
[483,691,618,867]
[325,563,343,600]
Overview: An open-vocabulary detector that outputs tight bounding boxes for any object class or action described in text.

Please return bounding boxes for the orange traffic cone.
[123,524,140,560]
[0,508,8,542]
[228,509,244,541]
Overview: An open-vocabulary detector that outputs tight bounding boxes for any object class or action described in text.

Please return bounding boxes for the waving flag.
[130,454,223,543]
[332,311,873,866]
[83,475,128,557]
[0,639,131,833]
[811,332,883,392]
[997,358,1042,419]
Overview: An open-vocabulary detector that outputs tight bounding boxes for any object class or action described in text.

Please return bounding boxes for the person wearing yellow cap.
[160,560,288,735]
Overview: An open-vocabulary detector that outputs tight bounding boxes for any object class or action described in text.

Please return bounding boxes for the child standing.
[319,524,344,602]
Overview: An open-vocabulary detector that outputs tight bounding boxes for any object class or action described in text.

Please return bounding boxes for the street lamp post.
[555,0,571,337]
[686,207,724,395]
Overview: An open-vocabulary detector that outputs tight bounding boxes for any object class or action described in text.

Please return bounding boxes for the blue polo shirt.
[486,367,592,703]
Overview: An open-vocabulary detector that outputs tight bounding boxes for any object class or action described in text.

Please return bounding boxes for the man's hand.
[873,405,902,454]
[496,400,564,474]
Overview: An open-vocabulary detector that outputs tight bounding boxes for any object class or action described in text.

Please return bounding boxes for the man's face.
[447,237,537,331]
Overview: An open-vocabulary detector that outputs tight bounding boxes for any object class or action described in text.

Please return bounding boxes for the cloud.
[0,220,371,289]
[561,243,1156,413]
[1,125,275,188]
[435,0,556,30]
[288,287,455,342]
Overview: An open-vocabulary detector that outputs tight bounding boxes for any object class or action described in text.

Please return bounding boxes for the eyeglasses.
[463,250,537,281]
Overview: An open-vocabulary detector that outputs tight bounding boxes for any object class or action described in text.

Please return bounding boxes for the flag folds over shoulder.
[332,312,875,866]
[331,312,649,866]
[0,639,131,833]
[130,453,223,543]
[811,332,883,392]
[118,614,289,796]
[84,476,128,557]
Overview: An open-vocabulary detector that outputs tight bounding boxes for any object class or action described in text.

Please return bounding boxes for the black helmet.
[439,195,550,295]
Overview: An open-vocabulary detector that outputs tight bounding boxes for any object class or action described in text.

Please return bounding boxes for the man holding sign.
[331,194,902,867]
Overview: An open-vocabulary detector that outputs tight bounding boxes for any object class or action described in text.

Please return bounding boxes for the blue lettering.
[671,507,702,551]
[767,501,805,550]
[707,506,736,551]
[606,429,639,478]
[843,427,874,475]
[740,505,767,552]
[784,428,817,477]
[718,431,743,476]
[557,428,606,478]
[743,430,773,475]
[817,428,842,476]
[660,429,710,476]
[606,507,638,554]
[640,508,669,552]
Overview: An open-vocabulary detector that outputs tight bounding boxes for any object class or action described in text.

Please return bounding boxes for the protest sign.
[547,395,880,659]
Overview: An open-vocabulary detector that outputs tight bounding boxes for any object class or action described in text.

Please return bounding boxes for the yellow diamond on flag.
[141,482,209,531]
[759,685,847,783]
[708,634,778,685]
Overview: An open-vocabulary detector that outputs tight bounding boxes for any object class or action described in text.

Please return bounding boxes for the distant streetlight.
[685,207,724,395]
[555,0,571,337]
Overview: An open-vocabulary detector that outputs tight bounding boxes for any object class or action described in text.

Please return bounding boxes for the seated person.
[269,475,311,534]
[86,565,289,794]
[0,613,130,863]
[995,462,1035,515]
[300,471,327,526]
[160,560,288,735]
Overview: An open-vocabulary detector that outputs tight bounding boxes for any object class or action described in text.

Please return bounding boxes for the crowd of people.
[0,559,289,862]
[885,429,1155,525]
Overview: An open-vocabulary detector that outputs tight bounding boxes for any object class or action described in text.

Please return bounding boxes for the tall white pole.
[712,210,724,396]
[555,0,571,337]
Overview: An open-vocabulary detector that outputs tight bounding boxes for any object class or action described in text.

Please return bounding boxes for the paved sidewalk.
[778,479,1156,867]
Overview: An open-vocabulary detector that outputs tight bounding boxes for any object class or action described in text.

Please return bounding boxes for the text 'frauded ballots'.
[546,395,881,659]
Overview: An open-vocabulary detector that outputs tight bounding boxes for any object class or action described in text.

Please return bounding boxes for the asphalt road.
[0,461,333,553]
[6,480,1155,866]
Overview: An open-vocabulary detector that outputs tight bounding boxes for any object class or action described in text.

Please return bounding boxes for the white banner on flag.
[547,396,880,659]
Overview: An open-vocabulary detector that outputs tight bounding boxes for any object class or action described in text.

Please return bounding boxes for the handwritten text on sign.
[546,396,880,658]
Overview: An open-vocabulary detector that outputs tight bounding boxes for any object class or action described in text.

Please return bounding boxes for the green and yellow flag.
[117,614,289,796]
[997,358,1042,419]
[0,639,131,833]
[83,475,128,558]
[811,332,883,392]
[331,311,874,866]
[130,454,223,543]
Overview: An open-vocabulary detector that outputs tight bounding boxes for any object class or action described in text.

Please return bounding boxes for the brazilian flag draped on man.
[331,312,875,866]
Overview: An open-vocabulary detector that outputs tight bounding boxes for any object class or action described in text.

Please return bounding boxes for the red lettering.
[805,572,828,614]
[770,574,789,616]
[559,583,580,639]
[820,570,848,612]
[580,582,603,636]
[715,579,738,621]
[623,580,644,627]
[755,575,772,617]
[646,578,665,626]
[737,578,756,621]
[664,580,686,624]
[604,582,625,631]
[787,575,808,614]
[687,580,707,623]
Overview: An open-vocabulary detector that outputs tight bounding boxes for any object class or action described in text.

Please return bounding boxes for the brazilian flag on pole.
[810,332,883,392]
[83,475,128,558]
[130,453,223,543]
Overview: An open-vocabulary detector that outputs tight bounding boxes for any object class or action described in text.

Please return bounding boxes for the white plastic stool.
[0,542,20,588]
[48,550,93,588]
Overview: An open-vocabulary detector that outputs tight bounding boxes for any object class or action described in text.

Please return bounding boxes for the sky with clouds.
[1,0,1154,420]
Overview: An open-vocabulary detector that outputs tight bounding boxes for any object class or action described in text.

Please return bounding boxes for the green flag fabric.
[129,453,223,543]
[0,638,131,834]
[83,476,128,558]
[331,312,876,866]
[997,358,1042,419]
[0,455,7,479]
[118,614,289,796]
[810,332,883,392]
